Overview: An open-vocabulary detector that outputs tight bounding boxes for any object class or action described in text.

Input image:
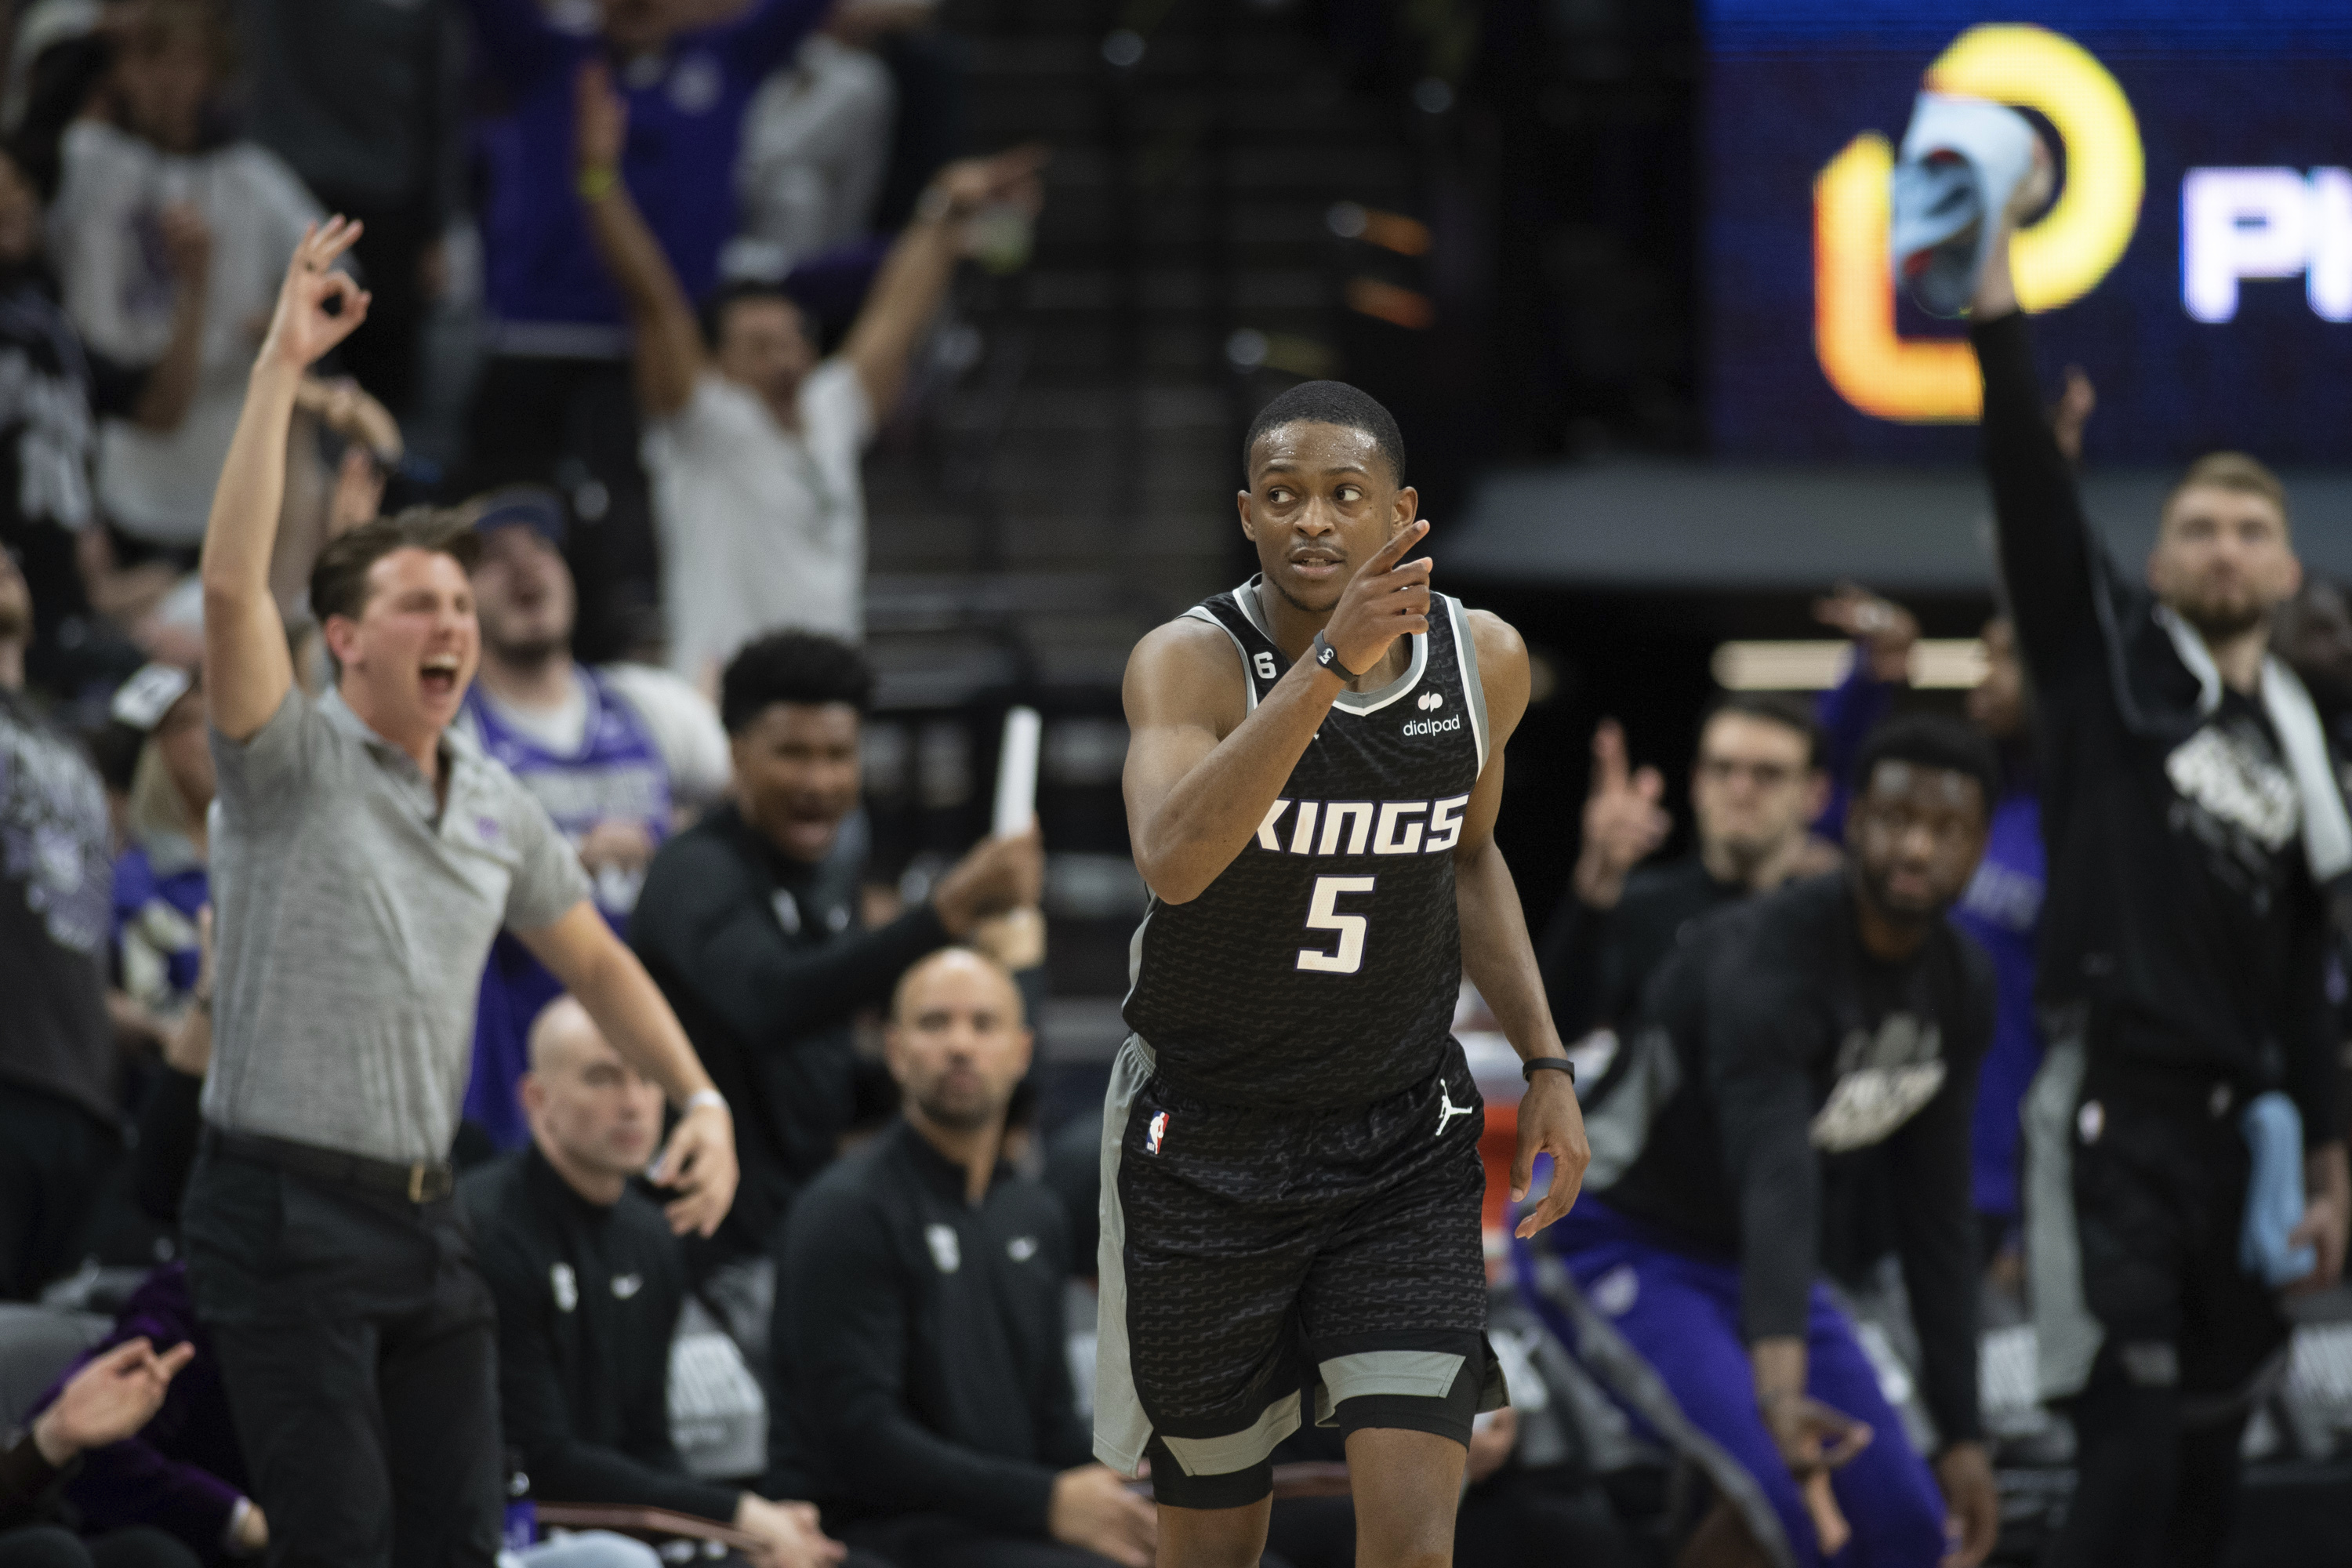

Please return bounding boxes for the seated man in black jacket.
[1525,717,2001,1568]
[462,998,848,1568]
[780,949,1158,1568]
[631,633,1044,1316]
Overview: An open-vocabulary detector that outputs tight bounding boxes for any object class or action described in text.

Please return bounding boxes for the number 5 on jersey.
[1298,875,1375,974]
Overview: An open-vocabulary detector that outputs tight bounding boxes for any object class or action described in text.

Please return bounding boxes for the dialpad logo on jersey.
[1809,1011,1947,1152]
[1402,713,1463,737]
[1253,795,1471,857]
[1146,1111,1169,1155]
[1416,690,1445,712]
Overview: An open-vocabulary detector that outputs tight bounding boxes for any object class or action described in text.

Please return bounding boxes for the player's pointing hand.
[1512,1060,1590,1239]
[1321,517,1431,677]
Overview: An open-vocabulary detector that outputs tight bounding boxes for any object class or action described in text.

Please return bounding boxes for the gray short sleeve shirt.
[203,684,591,1162]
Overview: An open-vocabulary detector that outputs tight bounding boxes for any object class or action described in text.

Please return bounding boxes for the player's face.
[732,700,862,864]
[887,953,1033,1134]
[2150,485,2300,641]
[471,524,575,663]
[1237,422,1417,615]
[326,548,480,742]
[1848,761,1988,921]
[1690,713,1820,864]
[1965,618,2028,742]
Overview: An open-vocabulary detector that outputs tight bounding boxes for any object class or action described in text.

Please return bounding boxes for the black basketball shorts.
[1091,1034,1504,1509]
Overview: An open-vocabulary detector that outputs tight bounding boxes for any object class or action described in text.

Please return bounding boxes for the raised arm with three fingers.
[198,223,739,1238]
[200,217,372,742]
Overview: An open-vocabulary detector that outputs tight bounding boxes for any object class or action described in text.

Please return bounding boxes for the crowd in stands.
[5,7,2351,1568]
[1,3,1113,1566]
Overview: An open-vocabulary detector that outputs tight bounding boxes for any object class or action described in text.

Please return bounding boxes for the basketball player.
[1098,380,1591,1568]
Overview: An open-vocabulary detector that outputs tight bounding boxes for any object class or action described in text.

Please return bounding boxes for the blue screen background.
[1704,2,2352,462]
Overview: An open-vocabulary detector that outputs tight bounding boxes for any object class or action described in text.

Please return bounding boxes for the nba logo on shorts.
[1147,1111,1170,1155]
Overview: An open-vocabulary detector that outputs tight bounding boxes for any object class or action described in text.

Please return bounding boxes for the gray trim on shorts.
[1091,1035,1502,1479]
[2025,1026,2102,1400]
[1158,1395,1305,1478]
[1525,1251,1798,1568]
[1312,1349,1468,1424]
[1092,1035,1157,1475]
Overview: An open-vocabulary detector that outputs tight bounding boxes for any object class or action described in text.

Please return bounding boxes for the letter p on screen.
[2183,167,2352,323]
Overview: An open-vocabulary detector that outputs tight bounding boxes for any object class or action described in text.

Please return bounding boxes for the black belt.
[205,1127,456,1204]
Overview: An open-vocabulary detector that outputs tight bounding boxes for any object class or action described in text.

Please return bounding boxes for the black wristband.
[1523,1055,1577,1086]
[1310,630,1362,681]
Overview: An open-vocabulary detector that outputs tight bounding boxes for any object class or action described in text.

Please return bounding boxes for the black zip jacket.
[461,1147,742,1523]
[778,1118,1091,1537]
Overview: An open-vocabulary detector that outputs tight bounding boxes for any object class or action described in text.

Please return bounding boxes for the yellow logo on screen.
[1814,24,2144,423]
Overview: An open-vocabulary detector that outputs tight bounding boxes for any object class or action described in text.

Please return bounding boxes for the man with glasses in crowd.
[1540,695,1833,1045]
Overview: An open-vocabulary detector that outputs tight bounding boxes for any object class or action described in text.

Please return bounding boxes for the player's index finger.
[1369,518,1429,571]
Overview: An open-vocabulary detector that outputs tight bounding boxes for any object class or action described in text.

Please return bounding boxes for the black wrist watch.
[1523,1056,1577,1086]
[1310,630,1362,681]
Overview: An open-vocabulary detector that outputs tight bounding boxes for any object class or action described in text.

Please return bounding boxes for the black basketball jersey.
[1122,576,1490,1109]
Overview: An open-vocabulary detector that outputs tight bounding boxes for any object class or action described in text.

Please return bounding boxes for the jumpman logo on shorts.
[1436,1084,1472,1138]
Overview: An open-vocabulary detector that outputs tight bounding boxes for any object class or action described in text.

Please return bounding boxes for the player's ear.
[1236,488,1257,540]
[1393,485,1419,531]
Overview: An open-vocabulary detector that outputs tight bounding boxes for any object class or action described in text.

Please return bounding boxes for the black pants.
[2044,1066,2283,1568]
[180,1150,503,1568]
[0,1084,120,1301]
[458,354,652,664]
[0,1529,198,1568]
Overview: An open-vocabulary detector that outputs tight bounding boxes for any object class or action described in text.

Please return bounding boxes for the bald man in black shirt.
[463,999,848,1568]
[779,951,1159,1568]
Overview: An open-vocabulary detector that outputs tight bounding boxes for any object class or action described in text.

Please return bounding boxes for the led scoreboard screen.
[1704,1,2352,463]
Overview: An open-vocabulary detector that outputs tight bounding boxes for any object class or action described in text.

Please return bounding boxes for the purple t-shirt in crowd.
[465,0,829,352]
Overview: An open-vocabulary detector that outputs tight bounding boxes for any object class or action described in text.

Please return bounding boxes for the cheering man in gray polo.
[183,217,740,1568]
